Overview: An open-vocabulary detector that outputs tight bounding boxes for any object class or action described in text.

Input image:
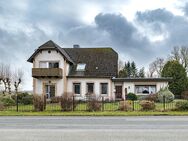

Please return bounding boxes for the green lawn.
[0,111,188,116]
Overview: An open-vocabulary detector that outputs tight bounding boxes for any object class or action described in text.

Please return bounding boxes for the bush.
[87,94,101,112]
[181,90,188,100]
[11,92,32,105]
[33,94,46,111]
[139,100,155,111]
[127,93,137,101]
[51,96,61,103]
[60,92,76,111]
[22,95,33,105]
[1,97,15,106]
[144,94,158,102]
[119,101,132,111]
[0,101,5,111]
[175,101,188,111]
[157,88,174,103]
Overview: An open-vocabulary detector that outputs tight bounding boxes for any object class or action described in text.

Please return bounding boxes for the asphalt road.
[0,116,188,141]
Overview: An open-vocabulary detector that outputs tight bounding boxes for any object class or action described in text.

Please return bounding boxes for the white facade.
[30,46,169,101]
[67,78,112,100]
[113,81,168,100]
[33,50,65,96]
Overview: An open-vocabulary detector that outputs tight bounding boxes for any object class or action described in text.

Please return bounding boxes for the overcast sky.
[0,0,188,90]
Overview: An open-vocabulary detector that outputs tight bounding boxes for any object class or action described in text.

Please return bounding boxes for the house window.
[135,85,156,94]
[76,63,86,71]
[101,83,108,94]
[45,84,55,99]
[49,62,59,68]
[39,61,59,68]
[87,83,94,93]
[39,61,48,68]
[73,83,81,94]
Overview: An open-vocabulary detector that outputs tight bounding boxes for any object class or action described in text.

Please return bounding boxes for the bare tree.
[148,63,155,77]
[170,46,188,71]
[13,69,24,93]
[0,63,11,94]
[149,58,165,77]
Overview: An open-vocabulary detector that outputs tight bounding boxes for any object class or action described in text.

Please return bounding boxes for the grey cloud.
[183,2,188,16]
[94,13,152,60]
[136,9,174,23]
[95,13,136,46]
[136,8,188,46]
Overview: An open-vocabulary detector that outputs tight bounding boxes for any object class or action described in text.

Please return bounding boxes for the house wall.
[113,81,168,98]
[34,50,64,68]
[34,79,64,96]
[67,78,112,100]
[33,50,67,95]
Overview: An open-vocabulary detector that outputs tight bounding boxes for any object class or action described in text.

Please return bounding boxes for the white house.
[27,40,170,101]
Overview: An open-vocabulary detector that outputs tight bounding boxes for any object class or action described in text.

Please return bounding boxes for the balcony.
[32,68,63,78]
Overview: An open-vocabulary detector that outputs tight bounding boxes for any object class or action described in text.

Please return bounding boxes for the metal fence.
[2,95,187,112]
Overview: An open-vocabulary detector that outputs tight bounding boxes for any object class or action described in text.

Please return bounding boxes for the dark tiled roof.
[27,40,74,64]
[63,48,118,78]
[112,77,172,82]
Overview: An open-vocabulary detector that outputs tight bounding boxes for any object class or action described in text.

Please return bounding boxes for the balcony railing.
[32,68,63,78]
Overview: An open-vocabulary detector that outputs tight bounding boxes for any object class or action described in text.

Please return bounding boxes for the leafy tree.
[119,69,127,77]
[161,60,188,98]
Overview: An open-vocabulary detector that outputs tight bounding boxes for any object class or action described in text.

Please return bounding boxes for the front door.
[45,85,55,99]
[115,86,122,99]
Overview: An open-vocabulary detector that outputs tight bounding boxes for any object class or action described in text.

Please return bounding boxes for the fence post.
[16,93,18,112]
[72,95,75,111]
[132,100,134,111]
[102,96,104,112]
[163,95,166,111]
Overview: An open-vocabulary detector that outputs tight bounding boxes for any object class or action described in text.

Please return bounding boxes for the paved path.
[0,116,188,141]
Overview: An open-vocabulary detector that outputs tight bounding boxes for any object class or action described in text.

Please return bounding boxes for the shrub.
[127,93,137,101]
[181,90,188,100]
[157,88,174,103]
[119,101,132,111]
[33,94,46,111]
[11,92,32,105]
[139,100,155,111]
[60,92,76,111]
[0,101,5,111]
[1,97,15,106]
[22,95,33,105]
[87,94,101,112]
[51,96,61,103]
[144,94,158,102]
[175,101,188,111]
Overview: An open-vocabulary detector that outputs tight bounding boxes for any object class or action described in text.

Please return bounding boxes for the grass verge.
[0,111,188,116]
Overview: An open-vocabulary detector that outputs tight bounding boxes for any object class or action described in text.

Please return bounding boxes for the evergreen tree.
[118,62,128,77]
[161,60,188,97]
[138,67,145,78]
[126,61,131,77]
[131,61,137,77]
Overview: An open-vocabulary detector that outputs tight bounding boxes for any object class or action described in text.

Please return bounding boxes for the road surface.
[0,116,188,141]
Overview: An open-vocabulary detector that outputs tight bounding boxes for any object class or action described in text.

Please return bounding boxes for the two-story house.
[28,40,171,100]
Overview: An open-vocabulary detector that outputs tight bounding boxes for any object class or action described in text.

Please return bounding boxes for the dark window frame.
[100,83,108,94]
[73,83,81,95]
[87,83,94,94]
